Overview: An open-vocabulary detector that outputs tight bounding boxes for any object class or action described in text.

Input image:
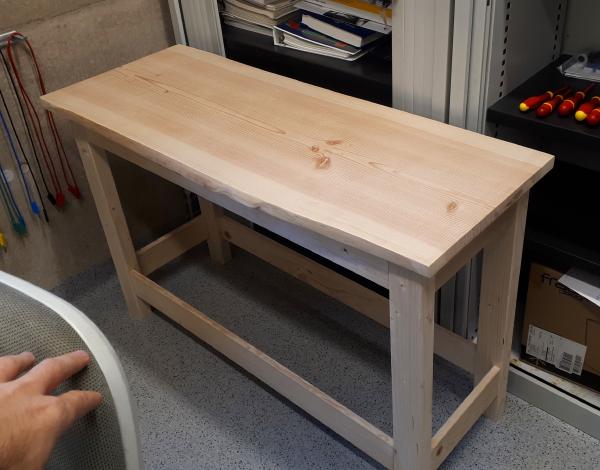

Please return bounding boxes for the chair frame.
[0,271,142,470]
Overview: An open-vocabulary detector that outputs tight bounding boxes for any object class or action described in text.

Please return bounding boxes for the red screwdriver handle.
[537,88,570,117]
[576,96,600,121]
[586,107,600,127]
[520,91,552,112]
[519,86,568,112]
[558,84,594,117]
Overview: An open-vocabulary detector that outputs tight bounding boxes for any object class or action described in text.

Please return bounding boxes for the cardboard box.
[522,263,600,377]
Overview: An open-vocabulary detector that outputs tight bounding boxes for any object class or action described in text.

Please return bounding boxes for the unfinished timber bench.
[42,45,553,469]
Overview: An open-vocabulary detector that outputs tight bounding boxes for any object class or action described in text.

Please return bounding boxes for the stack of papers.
[295,0,392,34]
[273,18,367,60]
[222,0,391,61]
[272,0,391,60]
[301,11,384,47]
[222,0,298,36]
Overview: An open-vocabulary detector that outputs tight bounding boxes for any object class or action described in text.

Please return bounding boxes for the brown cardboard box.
[522,263,600,376]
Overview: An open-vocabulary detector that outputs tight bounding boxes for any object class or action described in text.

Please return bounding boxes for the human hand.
[0,351,102,470]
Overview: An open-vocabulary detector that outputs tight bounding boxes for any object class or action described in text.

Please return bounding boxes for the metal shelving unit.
[488,56,600,172]
[483,0,600,438]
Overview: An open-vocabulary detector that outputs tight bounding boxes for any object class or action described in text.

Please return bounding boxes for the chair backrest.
[0,271,141,470]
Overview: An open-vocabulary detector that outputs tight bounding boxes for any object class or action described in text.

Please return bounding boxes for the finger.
[20,350,91,393]
[0,352,35,382]
[55,390,103,433]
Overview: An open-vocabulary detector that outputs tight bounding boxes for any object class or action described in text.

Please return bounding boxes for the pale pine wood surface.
[43,45,553,276]
[198,198,232,264]
[389,265,436,469]
[475,195,529,420]
[76,140,151,318]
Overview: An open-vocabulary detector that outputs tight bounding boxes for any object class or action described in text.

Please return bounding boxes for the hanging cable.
[0,74,49,221]
[0,156,26,234]
[17,36,82,200]
[0,49,55,208]
[0,173,16,223]
[5,34,63,205]
[7,32,81,201]
[0,181,18,230]
[5,34,64,206]
[0,159,22,221]
[0,105,41,217]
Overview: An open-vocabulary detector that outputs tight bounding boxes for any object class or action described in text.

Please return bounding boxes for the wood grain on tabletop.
[41,45,554,276]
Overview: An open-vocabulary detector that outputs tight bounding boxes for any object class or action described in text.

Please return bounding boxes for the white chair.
[0,271,141,470]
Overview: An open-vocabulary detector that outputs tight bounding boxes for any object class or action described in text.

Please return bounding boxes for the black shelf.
[525,228,600,275]
[488,56,600,146]
[487,56,600,173]
[486,58,600,272]
[522,159,600,273]
[222,24,392,106]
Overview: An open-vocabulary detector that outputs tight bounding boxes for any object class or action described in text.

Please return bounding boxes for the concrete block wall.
[0,0,189,288]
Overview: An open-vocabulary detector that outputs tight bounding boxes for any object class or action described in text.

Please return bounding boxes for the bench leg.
[474,194,528,420]
[198,197,232,264]
[389,264,435,469]
[76,139,151,319]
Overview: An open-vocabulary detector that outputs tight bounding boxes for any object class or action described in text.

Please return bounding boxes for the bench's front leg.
[389,264,435,469]
[77,139,151,319]
[475,195,528,420]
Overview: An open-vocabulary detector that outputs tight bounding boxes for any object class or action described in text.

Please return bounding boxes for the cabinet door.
[392,0,453,120]
[168,0,224,54]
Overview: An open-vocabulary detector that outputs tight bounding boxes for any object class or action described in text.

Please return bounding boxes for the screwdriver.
[519,86,568,112]
[536,87,571,117]
[575,95,600,121]
[586,106,600,127]
[558,84,594,117]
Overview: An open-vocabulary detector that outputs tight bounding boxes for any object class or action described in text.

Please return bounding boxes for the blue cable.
[0,108,39,215]
[0,155,26,234]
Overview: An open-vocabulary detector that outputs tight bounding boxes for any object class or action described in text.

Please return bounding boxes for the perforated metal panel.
[486,0,566,110]
[0,283,127,470]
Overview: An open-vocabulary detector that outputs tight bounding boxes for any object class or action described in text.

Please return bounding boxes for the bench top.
[42,45,553,276]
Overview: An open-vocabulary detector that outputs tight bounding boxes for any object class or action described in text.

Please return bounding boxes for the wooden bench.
[42,45,553,469]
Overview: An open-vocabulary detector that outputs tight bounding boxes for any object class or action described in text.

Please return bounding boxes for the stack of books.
[296,0,392,33]
[221,0,298,36]
[273,0,391,60]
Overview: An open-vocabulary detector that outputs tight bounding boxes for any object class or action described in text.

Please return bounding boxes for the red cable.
[15,34,81,199]
[6,33,64,206]
[7,33,77,206]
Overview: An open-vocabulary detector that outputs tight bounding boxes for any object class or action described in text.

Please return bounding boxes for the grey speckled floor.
[53,246,600,470]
